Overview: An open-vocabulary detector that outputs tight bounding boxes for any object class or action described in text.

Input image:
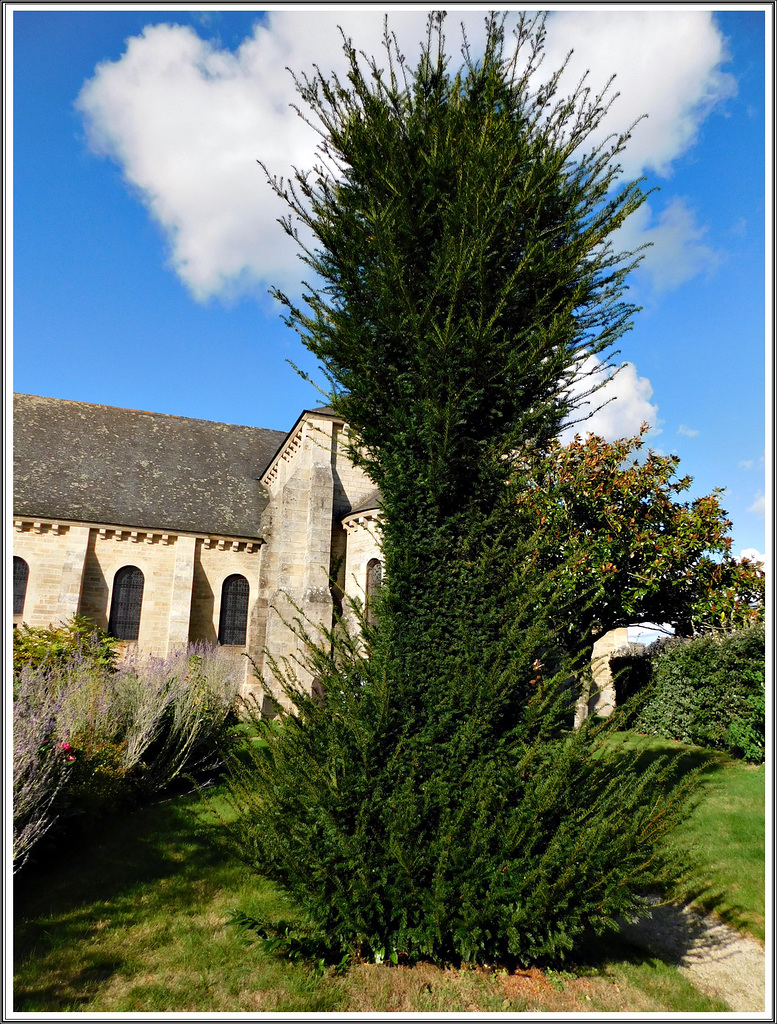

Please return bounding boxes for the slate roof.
[345,488,383,517]
[13,394,288,538]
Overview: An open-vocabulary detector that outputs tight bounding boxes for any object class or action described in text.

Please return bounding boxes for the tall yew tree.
[223,13,699,966]
[268,12,646,692]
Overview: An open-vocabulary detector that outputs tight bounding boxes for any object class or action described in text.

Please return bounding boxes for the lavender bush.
[13,666,73,872]
[13,639,243,870]
[117,643,244,788]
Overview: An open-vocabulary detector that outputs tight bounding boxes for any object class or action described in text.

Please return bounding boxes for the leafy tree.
[514,426,766,654]
[223,12,700,966]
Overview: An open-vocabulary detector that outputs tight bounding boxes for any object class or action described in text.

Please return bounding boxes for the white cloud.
[76,10,735,301]
[542,10,736,179]
[739,459,755,470]
[614,198,721,293]
[748,493,766,516]
[76,11,477,300]
[738,548,765,565]
[77,19,319,300]
[559,355,659,443]
[677,424,699,438]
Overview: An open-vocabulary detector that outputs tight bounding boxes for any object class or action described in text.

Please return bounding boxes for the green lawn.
[13,788,343,1013]
[606,731,765,941]
[681,755,765,939]
[13,733,762,1013]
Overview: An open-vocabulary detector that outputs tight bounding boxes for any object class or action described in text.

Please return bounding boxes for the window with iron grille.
[218,574,249,646]
[366,558,383,626]
[13,557,29,616]
[108,565,144,641]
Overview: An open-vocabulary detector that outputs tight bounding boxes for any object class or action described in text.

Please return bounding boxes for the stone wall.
[331,422,377,516]
[13,520,89,626]
[189,537,265,688]
[260,414,338,707]
[78,527,180,652]
[340,511,383,635]
[13,516,264,689]
[574,626,630,726]
[256,410,378,710]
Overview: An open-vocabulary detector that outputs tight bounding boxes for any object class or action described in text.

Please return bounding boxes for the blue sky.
[8,6,770,560]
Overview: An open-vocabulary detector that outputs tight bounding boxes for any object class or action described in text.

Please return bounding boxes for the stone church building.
[12,393,385,709]
[13,392,625,715]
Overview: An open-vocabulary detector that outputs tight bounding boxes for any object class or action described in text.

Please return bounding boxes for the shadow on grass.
[15,733,759,1012]
[14,954,132,1012]
[592,732,758,937]
[568,929,689,984]
[14,785,231,963]
[612,900,755,963]
[13,788,339,1014]
[598,729,729,778]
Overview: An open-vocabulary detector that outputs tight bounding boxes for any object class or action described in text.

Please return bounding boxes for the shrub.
[726,685,765,764]
[12,668,73,872]
[58,740,135,822]
[13,643,244,869]
[120,644,244,792]
[219,579,699,967]
[610,644,654,714]
[13,615,118,678]
[634,625,765,761]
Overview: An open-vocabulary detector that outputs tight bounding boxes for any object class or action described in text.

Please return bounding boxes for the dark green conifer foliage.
[221,12,699,966]
[266,12,648,693]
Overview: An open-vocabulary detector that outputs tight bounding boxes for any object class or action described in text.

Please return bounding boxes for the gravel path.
[617,902,767,1013]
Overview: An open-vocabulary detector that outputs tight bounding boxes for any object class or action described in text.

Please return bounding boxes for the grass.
[683,758,766,939]
[606,731,766,941]
[13,732,762,1014]
[13,787,342,1013]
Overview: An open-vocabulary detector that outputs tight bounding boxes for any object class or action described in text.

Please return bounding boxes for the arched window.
[13,557,29,616]
[108,565,144,641]
[218,574,249,646]
[366,558,383,626]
